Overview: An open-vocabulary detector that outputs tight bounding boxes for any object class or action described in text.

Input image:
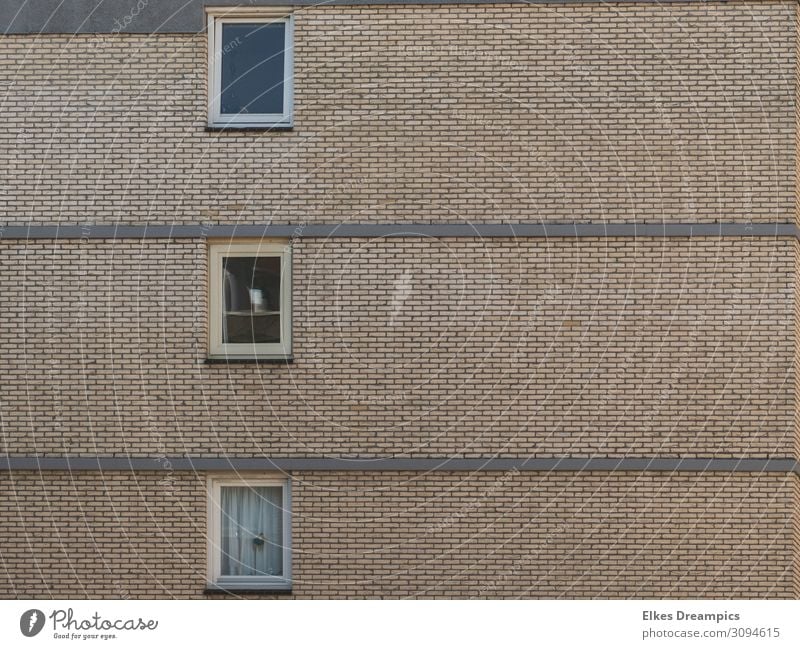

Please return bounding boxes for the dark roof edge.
[1,0,764,36]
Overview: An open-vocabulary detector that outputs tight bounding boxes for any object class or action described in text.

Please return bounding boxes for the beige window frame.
[207,475,292,591]
[208,241,292,359]
[206,7,294,128]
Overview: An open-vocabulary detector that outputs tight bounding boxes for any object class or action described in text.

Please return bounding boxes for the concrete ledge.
[203,357,294,364]
[203,585,292,595]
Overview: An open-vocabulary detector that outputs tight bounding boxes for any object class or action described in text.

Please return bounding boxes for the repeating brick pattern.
[792,7,800,600]
[0,237,792,457]
[0,471,792,599]
[793,475,800,598]
[794,4,800,468]
[795,240,800,464]
[796,0,800,232]
[0,472,207,599]
[0,0,797,600]
[0,1,794,225]
[292,471,796,598]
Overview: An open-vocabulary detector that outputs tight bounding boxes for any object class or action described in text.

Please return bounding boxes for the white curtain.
[220,486,283,577]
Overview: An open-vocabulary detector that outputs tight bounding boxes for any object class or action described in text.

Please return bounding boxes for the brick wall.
[0,471,793,599]
[0,473,204,599]
[793,475,800,598]
[293,471,796,598]
[794,238,800,463]
[0,0,797,599]
[0,1,794,225]
[0,236,792,457]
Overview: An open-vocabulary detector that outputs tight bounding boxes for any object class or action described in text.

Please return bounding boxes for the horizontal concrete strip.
[1,456,798,473]
[1,0,752,35]
[0,223,796,240]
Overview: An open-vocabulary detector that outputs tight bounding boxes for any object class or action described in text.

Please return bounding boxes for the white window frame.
[207,8,294,128]
[208,241,292,359]
[207,476,292,591]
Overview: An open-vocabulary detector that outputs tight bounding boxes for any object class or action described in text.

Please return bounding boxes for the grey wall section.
[0,223,796,239]
[1,456,797,472]
[1,0,206,34]
[0,0,761,35]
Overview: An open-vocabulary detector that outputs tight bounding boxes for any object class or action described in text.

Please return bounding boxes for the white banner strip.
[1,600,797,648]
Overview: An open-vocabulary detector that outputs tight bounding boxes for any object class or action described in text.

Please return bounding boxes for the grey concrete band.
[1,0,755,35]
[0,223,795,240]
[1,456,797,473]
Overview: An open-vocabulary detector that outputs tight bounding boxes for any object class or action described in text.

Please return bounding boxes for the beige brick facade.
[0,0,798,599]
[0,2,794,225]
[0,237,793,458]
[0,471,794,599]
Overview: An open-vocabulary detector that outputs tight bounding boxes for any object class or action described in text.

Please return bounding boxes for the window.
[208,477,291,591]
[208,242,292,359]
[207,9,294,128]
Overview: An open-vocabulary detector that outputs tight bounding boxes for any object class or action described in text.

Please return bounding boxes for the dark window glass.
[220,22,286,115]
[222,256,281,344]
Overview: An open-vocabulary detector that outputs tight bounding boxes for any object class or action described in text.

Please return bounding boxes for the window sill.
[205,124,293,133]
[204,357,294,365]
[204,585,292,595]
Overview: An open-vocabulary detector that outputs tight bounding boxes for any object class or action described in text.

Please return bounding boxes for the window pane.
[220,22,286,115]
[220,486,284,577]
[222,256,281,344]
